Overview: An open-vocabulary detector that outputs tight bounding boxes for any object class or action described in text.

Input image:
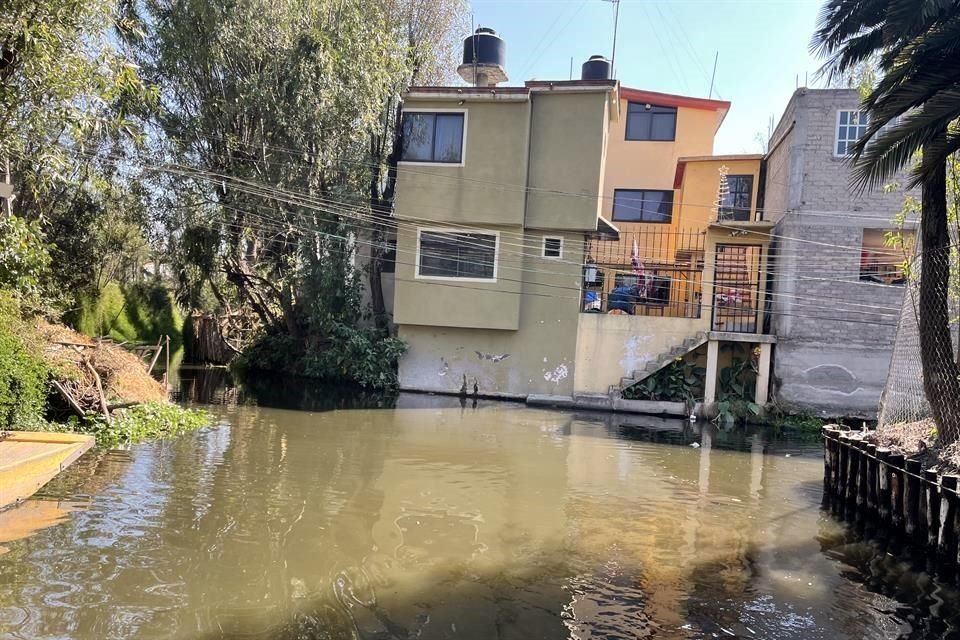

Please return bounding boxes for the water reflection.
[172,365,397,412]
[0,391,958,638]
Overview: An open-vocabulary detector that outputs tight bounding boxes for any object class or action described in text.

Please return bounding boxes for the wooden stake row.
[823,426,960,567]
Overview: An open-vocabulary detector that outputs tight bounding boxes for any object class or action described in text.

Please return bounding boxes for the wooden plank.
[939,475,958,562]
[51,380,85,417]
[877,448,891,522]
[926,469,940,548]
[866,443,878,512]
[905,459,921,537]
[889,453,906,530]
[0,433,94,509]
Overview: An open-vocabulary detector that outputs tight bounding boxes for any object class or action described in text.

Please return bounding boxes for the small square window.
[543,237,563,258]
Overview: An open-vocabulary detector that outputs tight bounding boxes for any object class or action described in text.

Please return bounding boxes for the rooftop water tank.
[457,27,508,87]
[581,55,611,81]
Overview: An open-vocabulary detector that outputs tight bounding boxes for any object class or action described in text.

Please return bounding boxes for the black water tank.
[462,27,506,68]
[581,55,611,81]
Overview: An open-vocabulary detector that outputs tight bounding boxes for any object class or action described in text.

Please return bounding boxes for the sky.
[469,0,827,154]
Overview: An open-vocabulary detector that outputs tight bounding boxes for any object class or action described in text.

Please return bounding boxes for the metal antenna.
[471,16,478,87]
[602,0,620,78]
[709,51,719,99]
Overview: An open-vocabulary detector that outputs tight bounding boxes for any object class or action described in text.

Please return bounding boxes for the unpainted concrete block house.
[390,28,908,419]
[764,88,914,417]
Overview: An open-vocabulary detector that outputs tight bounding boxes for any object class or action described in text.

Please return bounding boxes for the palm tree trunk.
[920,137,960,443]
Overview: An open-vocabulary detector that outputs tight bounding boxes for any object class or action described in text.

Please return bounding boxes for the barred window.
[417,230,497,281]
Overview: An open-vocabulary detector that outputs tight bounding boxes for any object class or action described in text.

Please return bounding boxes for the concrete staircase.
[610,331,709,396]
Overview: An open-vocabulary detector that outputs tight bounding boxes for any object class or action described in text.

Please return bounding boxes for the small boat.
[0,432,94,510]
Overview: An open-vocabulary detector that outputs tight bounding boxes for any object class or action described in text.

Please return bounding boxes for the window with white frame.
[416,230,497,280]
[836,110,868,156]
[400,111,465,164]
[542,236,563,259]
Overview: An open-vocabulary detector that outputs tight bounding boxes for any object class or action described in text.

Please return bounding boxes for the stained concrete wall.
[574,313,708,395]
[397,230,585,397]
[764,88,917,417]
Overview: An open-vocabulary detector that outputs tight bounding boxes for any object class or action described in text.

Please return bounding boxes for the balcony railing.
[582,229,705,318]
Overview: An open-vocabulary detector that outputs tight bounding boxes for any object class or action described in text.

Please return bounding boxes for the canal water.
[1,370,959,639]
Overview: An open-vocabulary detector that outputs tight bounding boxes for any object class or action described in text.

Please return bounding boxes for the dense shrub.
[235,324,406,389]
[69,281,183,344]
[0,295,50,428]
[0,213,52,307]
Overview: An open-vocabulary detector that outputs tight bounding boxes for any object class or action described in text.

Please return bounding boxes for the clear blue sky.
[470,0,826,154]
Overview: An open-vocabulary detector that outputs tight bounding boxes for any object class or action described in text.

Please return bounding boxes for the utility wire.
[73,147,920,299]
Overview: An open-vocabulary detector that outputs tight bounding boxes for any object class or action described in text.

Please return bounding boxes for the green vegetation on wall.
[69,281,184,345]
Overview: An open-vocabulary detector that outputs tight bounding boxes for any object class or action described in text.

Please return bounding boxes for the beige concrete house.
[392,78,619,399]
[392,30,776,414]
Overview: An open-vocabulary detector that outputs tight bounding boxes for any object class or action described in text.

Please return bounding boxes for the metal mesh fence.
[878,243,960,433]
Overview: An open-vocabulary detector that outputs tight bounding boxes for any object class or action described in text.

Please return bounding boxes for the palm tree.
[813,0,960,441]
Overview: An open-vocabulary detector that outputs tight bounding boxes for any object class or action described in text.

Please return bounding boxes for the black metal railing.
[582,229,705,318]
[711,244,763,333]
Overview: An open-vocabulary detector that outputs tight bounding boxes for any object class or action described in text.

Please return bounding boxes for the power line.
[71,147,920,291]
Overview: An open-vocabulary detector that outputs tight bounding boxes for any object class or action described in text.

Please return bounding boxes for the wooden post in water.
[938,475,958,562]
[847,438,860,506]
[866,443,878,512]
[823,428,837,495]
[889,453,905,530]
[926,469,940,548]
[830,432,841,494]
[822,428,832,494]
[877,448,891,523]
[857,440,869,508]
[905,459,921,537]
[839,434,850,503]
[823,428,837,494]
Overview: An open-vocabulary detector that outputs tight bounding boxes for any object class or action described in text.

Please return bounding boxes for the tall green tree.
[1,0,155,310]
[123,0,464,384]
[814,0,960,439]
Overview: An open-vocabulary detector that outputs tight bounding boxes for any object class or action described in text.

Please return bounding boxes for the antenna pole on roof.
[471,16,478,87]
[569,56,573,80]
[602,0,620,79]
[709,51,719,99]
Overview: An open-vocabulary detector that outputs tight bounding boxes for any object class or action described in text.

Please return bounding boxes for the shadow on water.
[173,365,398,412]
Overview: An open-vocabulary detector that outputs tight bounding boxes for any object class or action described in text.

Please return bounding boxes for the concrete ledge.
[612,398,688,417]
[708,331,777,344]
[526,394,576,409]
[570,393,615,411]
[398,386,527,401]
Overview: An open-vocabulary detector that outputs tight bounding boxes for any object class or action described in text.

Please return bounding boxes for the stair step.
[620,377,637,388]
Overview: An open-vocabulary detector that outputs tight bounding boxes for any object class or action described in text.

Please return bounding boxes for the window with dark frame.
[625,103,677,141]
[417,230,496,280]
[543,237,562,258]
[400,112,465,163]
[719,175,754,221]
[612,189,674,223]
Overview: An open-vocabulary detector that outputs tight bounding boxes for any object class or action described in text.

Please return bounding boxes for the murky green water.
[1,373,959,639]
